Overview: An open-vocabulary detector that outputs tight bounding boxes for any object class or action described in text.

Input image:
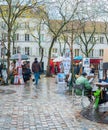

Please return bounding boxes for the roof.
[49,20,108,34]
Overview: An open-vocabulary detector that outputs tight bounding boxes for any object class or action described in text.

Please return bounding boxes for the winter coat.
[75,75,92,95]
[32,61,41,73]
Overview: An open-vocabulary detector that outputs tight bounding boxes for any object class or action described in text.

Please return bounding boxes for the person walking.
[32,58,41,86]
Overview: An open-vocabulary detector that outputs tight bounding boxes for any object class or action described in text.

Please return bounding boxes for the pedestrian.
[1,64,8,85]
[54,63,58,75]
[32,58,41,85]
[22,64,31,83]
[90,64,95,75]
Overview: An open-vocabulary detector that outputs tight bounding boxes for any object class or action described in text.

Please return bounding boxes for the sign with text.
[83,58,90,67]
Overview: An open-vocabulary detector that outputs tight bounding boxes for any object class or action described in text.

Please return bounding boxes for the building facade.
[0,17,108,70]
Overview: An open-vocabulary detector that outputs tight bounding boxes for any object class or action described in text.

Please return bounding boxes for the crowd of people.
[9,60,32,84]
[0,58,42,85]
[0,57,108,109]
[54,61,108,109]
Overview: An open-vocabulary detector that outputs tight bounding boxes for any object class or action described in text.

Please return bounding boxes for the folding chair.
[72,83,85,108]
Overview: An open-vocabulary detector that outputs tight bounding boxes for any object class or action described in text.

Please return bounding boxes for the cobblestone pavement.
[0,75,107,130]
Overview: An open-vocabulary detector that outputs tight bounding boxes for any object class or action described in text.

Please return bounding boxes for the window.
[20,23,25,28]
[1,21,6,29]
[25,34,29,41]
[17,46,21,53]
[13,47,21,54]
[52,48,57,53]
[15,33,19,41]
[99,49,104,56]
[90,49,94,57]
[91,49,94,57]
[44,48,47,56]
[39,48,43,56]
[100,37,104,43]
[25,22,29,28]
[1,47,6,57]
[91,37,96,42]
[13,47,17,54]
[74,49,79,56]
[75,38,80,44]
[2,33,7,41]
[25,47,30,55]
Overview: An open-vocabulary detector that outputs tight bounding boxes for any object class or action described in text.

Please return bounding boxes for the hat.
[81,72,87,76]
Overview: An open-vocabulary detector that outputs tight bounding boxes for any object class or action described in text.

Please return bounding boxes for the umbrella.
[10,54,29,60]
[74,56,83,60]
[53,56,64,62]
[0,58,7,62]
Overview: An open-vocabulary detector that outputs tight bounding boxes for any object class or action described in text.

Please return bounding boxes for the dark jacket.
[32,61,41,73]
[22,67,31,82]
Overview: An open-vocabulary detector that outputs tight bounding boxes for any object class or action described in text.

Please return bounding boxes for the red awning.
[90,59,102,64]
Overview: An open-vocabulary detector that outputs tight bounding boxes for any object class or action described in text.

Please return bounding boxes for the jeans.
[34,72,39,85]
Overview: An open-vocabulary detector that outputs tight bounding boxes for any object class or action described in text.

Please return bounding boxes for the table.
[95,82,108,89]
[94,82,108,100]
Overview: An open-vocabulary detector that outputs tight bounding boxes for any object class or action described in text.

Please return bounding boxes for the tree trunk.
[7,29,11,79]
[46,37,56,77]
[69,47,75,92]
[40,48,44,63]
[69,31,75,92]
[12,40,15,54]
[46,46,52,77]
[40,48,44,73]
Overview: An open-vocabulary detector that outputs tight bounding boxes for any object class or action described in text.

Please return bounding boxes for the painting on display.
[83,58,90,68]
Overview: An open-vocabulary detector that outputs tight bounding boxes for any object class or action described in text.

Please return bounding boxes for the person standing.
[32,58,41,85]
[2,65,8,85]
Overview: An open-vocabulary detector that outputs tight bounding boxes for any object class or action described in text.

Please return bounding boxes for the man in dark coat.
[32,58,41,85]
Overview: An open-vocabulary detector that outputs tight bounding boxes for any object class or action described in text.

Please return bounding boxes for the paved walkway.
[0,75,107,130]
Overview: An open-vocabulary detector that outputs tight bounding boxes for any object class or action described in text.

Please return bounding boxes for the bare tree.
[77,20,98,57]
[76,0,99,58]
[57,34,67,56]
[28,19,44,63]
[59,21,81,91]
[0,0,38,77]
[40,0,80,76]
[11,22,20,54]
[102,21,108,44]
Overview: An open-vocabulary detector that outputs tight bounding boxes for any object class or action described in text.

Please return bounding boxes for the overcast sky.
[0,0,108,21]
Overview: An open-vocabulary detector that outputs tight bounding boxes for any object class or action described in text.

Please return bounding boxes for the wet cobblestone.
[0,76,108,130]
